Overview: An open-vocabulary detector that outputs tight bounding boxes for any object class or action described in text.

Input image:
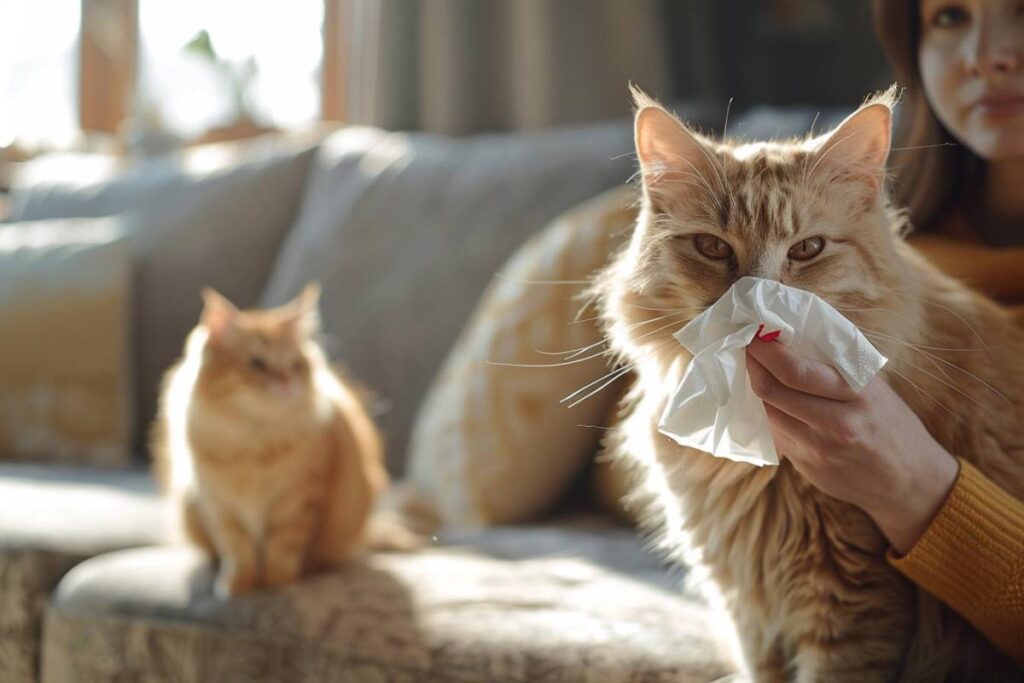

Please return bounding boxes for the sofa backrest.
[262,122,639,473]
[8,139,318,453]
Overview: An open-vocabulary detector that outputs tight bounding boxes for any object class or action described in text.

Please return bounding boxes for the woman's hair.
[872,0,984,232]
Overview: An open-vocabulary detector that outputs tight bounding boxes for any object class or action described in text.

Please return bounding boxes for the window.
[137,0,324,139]
[0,0,81,148]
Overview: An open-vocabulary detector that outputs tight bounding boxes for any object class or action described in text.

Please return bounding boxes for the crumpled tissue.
[657,277,887,467]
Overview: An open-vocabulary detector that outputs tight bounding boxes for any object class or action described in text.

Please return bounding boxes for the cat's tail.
[364,481,441,552]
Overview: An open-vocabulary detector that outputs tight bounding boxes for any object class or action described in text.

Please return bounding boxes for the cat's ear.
[201,288,239,347]
[282,282,321,339]
[632,88,718,200]
[808,99,893,204]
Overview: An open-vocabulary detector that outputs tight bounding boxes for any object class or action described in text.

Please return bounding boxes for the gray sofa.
[1,106,841,682]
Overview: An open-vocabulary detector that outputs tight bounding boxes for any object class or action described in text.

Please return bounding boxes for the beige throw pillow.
[407,187,639,526]
[0,218,131,465]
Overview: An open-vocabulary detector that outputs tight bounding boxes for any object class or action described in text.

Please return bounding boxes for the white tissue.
[657,277,887,467]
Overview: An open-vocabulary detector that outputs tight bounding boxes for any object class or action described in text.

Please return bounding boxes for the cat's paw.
[214,568,257,600]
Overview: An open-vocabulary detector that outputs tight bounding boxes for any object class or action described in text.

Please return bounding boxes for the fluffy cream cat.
[595,88,1024,681]
[152,285,391,598]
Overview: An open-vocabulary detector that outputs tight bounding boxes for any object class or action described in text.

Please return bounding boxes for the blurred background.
[0,0,903,481]
[0,3,948,680]
[0,0,902,534]
[1,0,890,178]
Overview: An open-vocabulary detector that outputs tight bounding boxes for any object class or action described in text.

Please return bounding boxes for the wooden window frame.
[321,0,349,122]
[79,0,138,134]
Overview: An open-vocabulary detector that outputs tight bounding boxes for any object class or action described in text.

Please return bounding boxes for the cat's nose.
[741,264,779,281]
[270,376,299,398]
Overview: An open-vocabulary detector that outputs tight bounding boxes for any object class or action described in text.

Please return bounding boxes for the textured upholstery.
[43,523,733,682]
[0,464,164,682]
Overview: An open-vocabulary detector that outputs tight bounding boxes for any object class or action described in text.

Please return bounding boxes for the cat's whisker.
[863,331,1010,403]
[891,350,1001,418]
[834,305,902,315]
[485,350,613,369]
[887,365,961,423]
[609,151,640,161]
[652,160,720,199]
[871,340,963,423]
[663,126,729,190]
[650,176,717,192]
[492,314,687,369]
[859,327,986,352]
[660,150,727,196]
[561,337,680,408]
[536,313,681,359]
[803,130,865,183]
[807,111,821,137]
[878,287,992,349]
[617,316,692,346]
[626,303,698,312]
[722,97,734,140]
[888,142,958,152]
[562,364,635,408]
[573,292,600,324]
[885,337,960,388]
[817,141,951,183]
[494,274,592,285]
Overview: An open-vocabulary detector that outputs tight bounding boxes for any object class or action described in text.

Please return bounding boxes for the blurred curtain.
[341,0,672,134]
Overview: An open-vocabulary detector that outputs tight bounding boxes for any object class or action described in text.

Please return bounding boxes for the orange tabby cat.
[152,284,389,598]
[595,88,1024,681]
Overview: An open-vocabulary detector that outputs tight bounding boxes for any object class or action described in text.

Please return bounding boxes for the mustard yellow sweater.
[888,459,1024,664]
[899,229,1024,664]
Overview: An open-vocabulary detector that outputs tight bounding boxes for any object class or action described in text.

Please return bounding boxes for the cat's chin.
[229,388,315,419]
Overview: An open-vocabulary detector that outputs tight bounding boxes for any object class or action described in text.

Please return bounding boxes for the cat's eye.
[249,357,268,372]
[693,234,734,260]
[788,236,825,261]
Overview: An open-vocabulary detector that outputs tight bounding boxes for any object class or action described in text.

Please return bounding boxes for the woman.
[746,0,1023,664]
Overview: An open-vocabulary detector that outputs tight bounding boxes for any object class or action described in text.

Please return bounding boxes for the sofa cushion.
[0,218,132,466]
[406,187,637,526]
[43,525,732,683]
[0,463,163,683]
[6,141,318,450]
[261,122,638,473]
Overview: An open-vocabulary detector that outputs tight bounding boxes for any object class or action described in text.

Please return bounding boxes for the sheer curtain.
[341,0,672,134]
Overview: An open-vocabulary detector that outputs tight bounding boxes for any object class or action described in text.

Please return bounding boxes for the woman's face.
[919,0,1024,159]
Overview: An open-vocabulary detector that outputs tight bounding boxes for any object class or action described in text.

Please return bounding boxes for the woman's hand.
[745,339,959,555]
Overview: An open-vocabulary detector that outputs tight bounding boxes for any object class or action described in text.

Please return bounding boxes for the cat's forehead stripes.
[715,152,803,241]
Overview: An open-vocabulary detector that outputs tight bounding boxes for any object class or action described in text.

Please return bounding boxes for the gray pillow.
[9,144,318,451]
[262,123,636,473]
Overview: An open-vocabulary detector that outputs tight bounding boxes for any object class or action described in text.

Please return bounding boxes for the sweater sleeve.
[888,458,1024,664]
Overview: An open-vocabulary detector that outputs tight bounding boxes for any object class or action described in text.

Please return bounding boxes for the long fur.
[151,288,391,598]
[594,90,1024,681]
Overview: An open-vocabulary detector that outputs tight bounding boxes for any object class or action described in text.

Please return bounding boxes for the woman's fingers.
[747,353,849,428]
[762,402,812,460]
[746,339,859,402]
